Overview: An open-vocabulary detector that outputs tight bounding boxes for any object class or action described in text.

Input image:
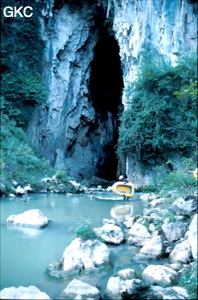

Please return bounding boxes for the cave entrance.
[88,24,123,181]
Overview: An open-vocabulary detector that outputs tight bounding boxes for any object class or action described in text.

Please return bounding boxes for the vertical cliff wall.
[27,0,123,181]
[27,0,197,183]
[110,0,197,105]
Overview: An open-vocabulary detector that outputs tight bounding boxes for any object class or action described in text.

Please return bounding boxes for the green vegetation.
[117,53,197,172]
[178,262,198,299]
[0,1,52,194]
[55,171,71,184]
[161,157,197,196]
[76,218,97,241]
[0,114,54,193]
[1,0,47,128]
[156,209,176,224]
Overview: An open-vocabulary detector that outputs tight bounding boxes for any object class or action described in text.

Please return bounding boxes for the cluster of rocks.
[40,175,112,195]
[43,192,197,299]
[0,180,33,197]
[0,175,110,198]
[1,192,197,299]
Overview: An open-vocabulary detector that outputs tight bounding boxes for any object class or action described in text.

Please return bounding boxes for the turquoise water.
[0,192,145,299]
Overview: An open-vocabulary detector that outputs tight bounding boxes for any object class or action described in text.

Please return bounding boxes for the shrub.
[76,219,97,241]
[55,171,69,183]
[178,262,198,299]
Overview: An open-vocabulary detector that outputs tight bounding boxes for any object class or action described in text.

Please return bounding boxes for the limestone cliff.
[27,0,197,183]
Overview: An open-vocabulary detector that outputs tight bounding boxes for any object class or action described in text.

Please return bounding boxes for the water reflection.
[7,225,44,239]
[110,204,134,220]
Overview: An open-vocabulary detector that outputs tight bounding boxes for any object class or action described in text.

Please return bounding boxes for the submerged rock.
[6,209,49,228]
[0,285,51,299]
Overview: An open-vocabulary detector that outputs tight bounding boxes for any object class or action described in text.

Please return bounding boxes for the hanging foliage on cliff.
[117,53,197,168]
[0,0,47,128]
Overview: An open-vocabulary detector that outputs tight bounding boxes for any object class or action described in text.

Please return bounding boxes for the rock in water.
[6,209,49,228]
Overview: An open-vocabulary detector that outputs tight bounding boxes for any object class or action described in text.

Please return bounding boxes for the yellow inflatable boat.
[112,181,135,198]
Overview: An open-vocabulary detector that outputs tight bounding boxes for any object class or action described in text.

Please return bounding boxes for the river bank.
[0,188,197,299]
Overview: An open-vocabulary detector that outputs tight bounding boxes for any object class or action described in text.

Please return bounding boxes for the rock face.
[27,0,197,183]
[27,0,122,181]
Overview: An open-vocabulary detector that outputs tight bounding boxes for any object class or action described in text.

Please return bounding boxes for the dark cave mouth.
[88,24,123,181]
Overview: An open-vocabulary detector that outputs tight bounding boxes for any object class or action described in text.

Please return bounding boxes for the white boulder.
[117,268,137,280]
[107,186,112,191]
[172,197,197,216]
[162,221,187,241]
[15,185,26,196]
[94,223,124,244]
[149,198,165,208]
[127,222,151,246]
[169,240,192,263]
[140,193,157,202]
[105,276,142,300]
[23,184,33,193]
[60,279,100,299]
[0,285,51,299]
[151,285,189,299]
[6,209,49,228]
[188,214,197,260]
[62,238,110,272]
[139,235,163,258]
[142,265,178,287]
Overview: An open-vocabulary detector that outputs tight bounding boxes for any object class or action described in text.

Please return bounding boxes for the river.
[0,191,154,299]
